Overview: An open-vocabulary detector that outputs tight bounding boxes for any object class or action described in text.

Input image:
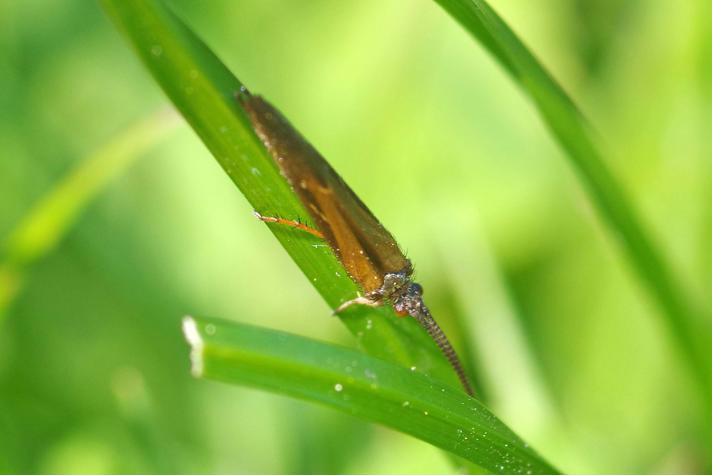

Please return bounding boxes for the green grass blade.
[183,316,561,474]
[100,0,466,390]
[0,109,179,321]
[433,0,712,403]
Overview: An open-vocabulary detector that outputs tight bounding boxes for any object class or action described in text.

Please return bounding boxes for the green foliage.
[0,110,179,321]
[433,0,712,408]
[102,0,563,470]
[101,0,468,389]
[2,0,709,473]
[184,316,560,474]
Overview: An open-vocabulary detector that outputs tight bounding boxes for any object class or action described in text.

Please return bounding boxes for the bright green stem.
[183,316,561,474]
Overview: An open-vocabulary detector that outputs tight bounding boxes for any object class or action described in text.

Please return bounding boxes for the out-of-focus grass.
[434,0,712,423]
[699,0,712,301]
[0,109,179,321]
[1,0,709,473]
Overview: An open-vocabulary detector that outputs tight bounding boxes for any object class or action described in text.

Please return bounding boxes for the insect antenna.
[412,304,475,397]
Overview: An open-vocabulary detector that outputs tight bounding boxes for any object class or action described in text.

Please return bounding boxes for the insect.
[238,89,474,396]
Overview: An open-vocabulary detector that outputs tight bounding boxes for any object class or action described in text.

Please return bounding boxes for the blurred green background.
[1,0,710,473]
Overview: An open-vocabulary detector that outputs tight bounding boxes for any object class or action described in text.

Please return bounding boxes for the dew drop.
[334,383,343,392]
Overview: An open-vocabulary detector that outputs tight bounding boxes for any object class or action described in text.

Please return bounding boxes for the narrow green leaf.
[100,0,467,390]
[183,316,561,474]
[433,0,712,404]
[0,109,179,321]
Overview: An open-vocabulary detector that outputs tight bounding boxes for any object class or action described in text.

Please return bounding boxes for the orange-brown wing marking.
[298,175,384,293]
[242,94,410,293]
[326,171,411,276]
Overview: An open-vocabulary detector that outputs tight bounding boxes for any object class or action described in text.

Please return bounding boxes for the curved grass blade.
[183,316,561,474]
[0,109,180,322]
[433,0,712,407]
[100,0,468,390]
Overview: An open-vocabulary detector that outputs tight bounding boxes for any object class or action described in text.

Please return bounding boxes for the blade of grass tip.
[182,316,562,474]
[0,108,180,323]
[433,0,712,410]
[100,0,467,390]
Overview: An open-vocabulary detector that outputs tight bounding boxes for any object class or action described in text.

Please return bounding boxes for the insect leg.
[253,211,324,239]
[333,295,383,315]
